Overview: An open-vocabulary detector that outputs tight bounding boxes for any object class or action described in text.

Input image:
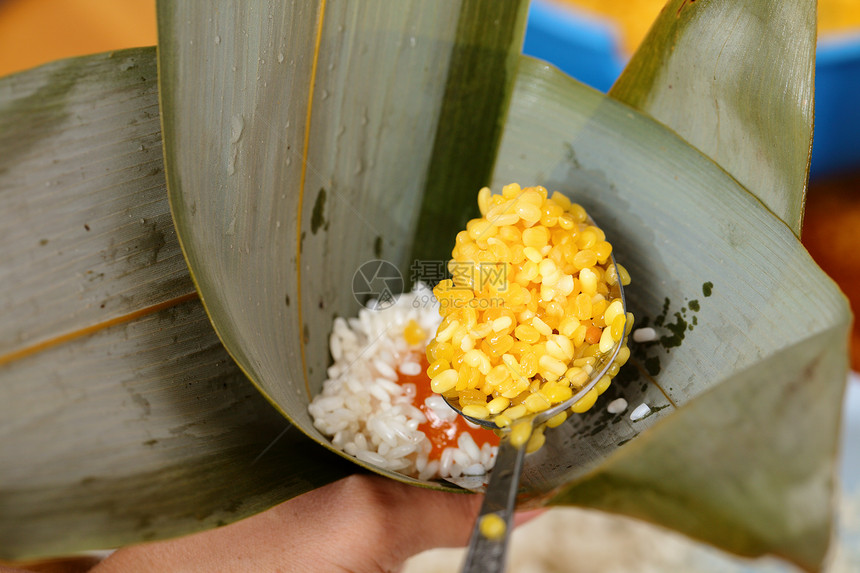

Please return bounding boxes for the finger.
[274,474,484,571]
[513,508,547,528]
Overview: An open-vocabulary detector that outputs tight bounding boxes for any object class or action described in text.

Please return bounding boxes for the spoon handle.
[461,435,527,573]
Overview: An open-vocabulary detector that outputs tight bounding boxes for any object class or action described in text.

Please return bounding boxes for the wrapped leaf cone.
[0,0,850,571]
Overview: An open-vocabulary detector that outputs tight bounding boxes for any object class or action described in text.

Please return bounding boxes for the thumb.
[279,474,483,571]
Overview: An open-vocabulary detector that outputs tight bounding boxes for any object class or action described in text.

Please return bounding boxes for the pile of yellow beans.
[426,184,633,438]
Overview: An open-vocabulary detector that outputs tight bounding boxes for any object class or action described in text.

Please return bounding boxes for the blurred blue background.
[524,0,860,178]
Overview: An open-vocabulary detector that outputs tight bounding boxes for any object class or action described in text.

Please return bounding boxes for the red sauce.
[397,354,499,461]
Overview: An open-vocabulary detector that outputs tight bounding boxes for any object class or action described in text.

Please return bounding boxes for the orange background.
[1,0,857,369]
[0,0,157,77]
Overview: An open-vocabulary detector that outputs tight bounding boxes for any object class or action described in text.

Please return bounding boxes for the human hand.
[93,474,482,573]
[3,473,543,572]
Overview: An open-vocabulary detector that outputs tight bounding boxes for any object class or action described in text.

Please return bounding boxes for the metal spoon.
[447,256,628,573]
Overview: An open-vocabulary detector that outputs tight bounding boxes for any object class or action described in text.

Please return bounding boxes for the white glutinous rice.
[630,403,652,421]
[607,398,628,414]
[308,283,498,480]
[632,327,658,343]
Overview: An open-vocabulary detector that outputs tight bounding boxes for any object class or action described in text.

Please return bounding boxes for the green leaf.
[158,0,848,568]
[490,56,849,571]
[4,0,846,568]
[0,48,352,560]
[157,0,528,485]
[551,331,846,572]
[409,0,528,264]
[609,0,816,236]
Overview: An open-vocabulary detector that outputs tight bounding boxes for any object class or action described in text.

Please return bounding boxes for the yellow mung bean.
[546,382,574,403]
[591,297,608,320]
[427,185,634,444]
[514,324,540,344]
[598,326,616,353]
[593,240,612,262]
[431,369,458,393]
[546,411,568,428]
[539,354,568,379]
[486,364,510,386]
[403,319,426,345]
[574,293,592,320]
[571,387,599,413]
[551,190,571,209]
[566,367,589,388]
[595,375,612,395]
[470,323,493,339]
[531,316,553,336]
[487,396,511,414]
[435,320,459,343]
[477,186,492,215]
[525,427,546,453]
[558,316,580,338]
[615,345,631,366]
[510,420,533,448]
[579,267,598,295]
[479,513,507,541]
[519,351,539,378]
[604,299,624,325]
[545,338,567,362]
[610,314,626,342]
[462,404,490,419]
[524,392,551,413]
[505,404,528,420]
[617,263,631,286]
[492,316,513,332]
[427,359,449,378]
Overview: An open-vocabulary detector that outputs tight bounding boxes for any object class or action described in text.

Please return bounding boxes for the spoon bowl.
[444,250,628,431]
[445,299,627,431]
[452,251,629,573]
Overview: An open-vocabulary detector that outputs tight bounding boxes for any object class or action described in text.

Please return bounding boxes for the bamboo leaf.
[409,0,528,264]
[609,0,816,235]
[157,0,528,484]
[0,48,352,560]
[490,56,849,571]
[158,0,849,567]
[5,0,841,567]
[551,330,847,572]
[0,297,352,560]
[0,48,190,358]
